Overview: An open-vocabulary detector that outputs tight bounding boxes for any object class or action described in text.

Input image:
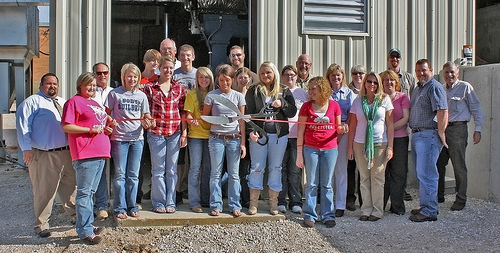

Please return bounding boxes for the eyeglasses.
[366,80,379,85]
[95,71,109,76]
[284,74,296,78]
[389,55,401,59]
[351,72,364,76]
[230,53,243,58]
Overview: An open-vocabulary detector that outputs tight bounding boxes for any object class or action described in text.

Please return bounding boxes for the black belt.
[448,121,468,126]
[211,132,241,140]
[411,128,436,133]
[46,146,70,152]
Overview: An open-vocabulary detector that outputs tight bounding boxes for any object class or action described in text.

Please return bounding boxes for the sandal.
[210,209,220,216]
[232,209,242,217]
[191,206,203,213]
[130,211,140,218]
[153,207,166,213]
[165,207,176,213]
[116,213,128,219]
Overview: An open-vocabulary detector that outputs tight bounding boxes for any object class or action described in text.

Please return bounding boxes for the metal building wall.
[50,0,111,99]
[256,0,475,79]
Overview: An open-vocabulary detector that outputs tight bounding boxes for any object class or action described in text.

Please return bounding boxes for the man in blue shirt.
[16,73,76,237]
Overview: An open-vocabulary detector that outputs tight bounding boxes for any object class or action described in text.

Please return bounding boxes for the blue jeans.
[73,158,105,239]
[411,130,443,217]
[111,140,143,215]
[278,138,303,208]
[303,146,338,223]
[148,131,180,210]
[188,138,211,208]
[209,135,242,212]
[247,134,288,191]
[94,160,109,211]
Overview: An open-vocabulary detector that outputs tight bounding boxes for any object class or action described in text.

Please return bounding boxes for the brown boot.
[248,189,260,215]
[269,189,279,215]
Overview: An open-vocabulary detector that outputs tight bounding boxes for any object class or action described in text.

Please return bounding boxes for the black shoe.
[409,213,437,222]
[83,234,102,245]
[450,202,465,211]
[324,220,336,228]
[403,192,413,201]
[346,202,356,211]
[368,215,380,221]
[359,215,369,221]
[335,209,344,217]
[389,208,405,215]
[143,190,151,200]
[38,229,51,238]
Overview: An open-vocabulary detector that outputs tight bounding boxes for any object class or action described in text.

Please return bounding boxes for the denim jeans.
[278,138,303,208]
[148,131,180,210]
[94,160,109,211]
[411,130,443,217]
[209,135,242,212]
[437,124,468,204]
[111,140,143,215]
[384,136,409,213]
[73,158,105,239]
[303,146,338,223]
[247,134,288,191]
[188,138,211,208]
[333,134,349,210]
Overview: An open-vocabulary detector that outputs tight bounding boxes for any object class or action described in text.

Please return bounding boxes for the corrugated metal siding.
[256,0,474,81]
[50,0,111,99]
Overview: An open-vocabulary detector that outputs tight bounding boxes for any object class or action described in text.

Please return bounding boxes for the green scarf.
[361,96,381,170]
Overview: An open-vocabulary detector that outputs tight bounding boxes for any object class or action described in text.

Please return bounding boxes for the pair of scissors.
[201,94,276,146]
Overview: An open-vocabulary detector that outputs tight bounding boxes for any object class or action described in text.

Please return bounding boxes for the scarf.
[361,96,381,170]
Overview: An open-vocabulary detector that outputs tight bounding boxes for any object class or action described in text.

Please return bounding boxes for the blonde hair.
[143,49,161,63]
[308,76,332,105]
[380,69,401,92]
[120,63,142,92]
[195,67,215,111]
[255,61,282,99]
[359,72,386,100]
[159,55,175,67]
[324,63,347,87]
[76,72,96,95]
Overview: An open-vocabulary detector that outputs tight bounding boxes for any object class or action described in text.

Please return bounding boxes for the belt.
[211,132,241,140]
[411,128,436,133]
[46,146,70,152]
[448,121,468,126]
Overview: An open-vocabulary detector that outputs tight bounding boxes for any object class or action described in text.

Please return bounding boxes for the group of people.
[16,41,484,244]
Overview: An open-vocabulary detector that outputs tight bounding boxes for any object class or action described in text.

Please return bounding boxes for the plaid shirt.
[144,79,186,136]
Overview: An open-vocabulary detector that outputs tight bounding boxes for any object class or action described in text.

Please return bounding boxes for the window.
[302,0,368,35]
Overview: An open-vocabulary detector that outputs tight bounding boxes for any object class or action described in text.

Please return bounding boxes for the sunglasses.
[366,80,379,85]
[230,53,243,58]
[351,72,364,76]
[95,71,109,76]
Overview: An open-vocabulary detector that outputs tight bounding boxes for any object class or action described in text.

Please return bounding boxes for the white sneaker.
[278,205,287,213]
[292,206,302,214]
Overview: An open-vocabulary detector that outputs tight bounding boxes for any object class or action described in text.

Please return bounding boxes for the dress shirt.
[409,78,448,129]
[331,86,356,122]
[445,80,484,132]
[16,92,68,151]
[92,85,113,107]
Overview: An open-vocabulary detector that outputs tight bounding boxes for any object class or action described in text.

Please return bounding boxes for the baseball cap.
[388,48,402,58]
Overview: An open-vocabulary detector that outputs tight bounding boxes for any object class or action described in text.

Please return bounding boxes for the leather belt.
[411,128,436,133]
[448,121,467,126]
[45,146,70,152]
[211,132,241,140]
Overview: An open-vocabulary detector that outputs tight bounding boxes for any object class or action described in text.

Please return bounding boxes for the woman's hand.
[103,125,113,135]
[189,119,199,127]
[386,147,393,162]
[240,144,246,158]
[347,148,354,161]
[296,155,304,169]
[271,99,282,108]
[180,135,187,148]
[249,131,259,142]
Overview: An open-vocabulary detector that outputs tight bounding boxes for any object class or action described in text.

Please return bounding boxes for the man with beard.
[16,73,77,237]
[228,45,258,85]
[386,48,416,96]
[296,54,312,90]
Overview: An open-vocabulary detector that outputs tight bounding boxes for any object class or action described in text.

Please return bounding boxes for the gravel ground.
[1,165,500,253]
